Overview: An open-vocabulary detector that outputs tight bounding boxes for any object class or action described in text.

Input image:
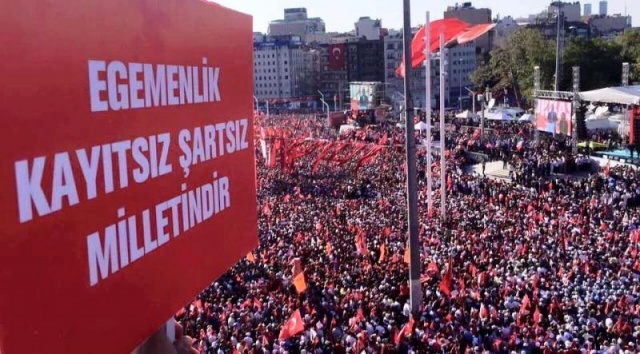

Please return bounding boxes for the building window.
[284,60,288,65]
[285,75,289,80]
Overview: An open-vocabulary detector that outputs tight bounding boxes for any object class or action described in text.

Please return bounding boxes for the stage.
[594,148,640,164]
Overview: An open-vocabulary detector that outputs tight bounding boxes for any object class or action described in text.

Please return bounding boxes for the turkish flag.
[278,309,304,341]
[396,18,469,77]
[328,43,345,69]
[395,19,495,77]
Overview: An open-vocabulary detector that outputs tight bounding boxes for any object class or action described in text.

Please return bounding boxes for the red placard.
[0,1,257,353]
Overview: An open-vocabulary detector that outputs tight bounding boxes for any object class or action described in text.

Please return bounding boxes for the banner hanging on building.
[0,1,257,353]
[535,99,573,135]
[328,44,346,70]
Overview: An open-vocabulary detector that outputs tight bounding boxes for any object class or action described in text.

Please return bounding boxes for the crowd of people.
[176,112,640,353]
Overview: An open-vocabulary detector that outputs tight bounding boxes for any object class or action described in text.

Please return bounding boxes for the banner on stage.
[536,99,572,135]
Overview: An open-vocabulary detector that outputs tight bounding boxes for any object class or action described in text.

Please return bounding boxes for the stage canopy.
[579,85,640,105]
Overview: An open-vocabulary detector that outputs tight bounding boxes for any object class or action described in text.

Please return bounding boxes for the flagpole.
[425,12,433,216]
[401,0,422,315]
[439,32,446,222]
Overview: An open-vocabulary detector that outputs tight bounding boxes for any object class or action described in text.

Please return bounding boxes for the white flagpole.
[439,32,446,222]
[425,12,433,216]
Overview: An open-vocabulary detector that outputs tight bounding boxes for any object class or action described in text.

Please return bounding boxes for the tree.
[615,30,640,83]
[561,36,623,91]
[471,28,555,104]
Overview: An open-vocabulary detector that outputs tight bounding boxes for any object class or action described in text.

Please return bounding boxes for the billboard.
[536,99,573,135]
[350,82,380,110]
[0,1,257,353]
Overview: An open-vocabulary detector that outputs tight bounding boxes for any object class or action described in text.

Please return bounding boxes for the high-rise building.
[253,34,306,100]
[383,30,454,110]
[584,3,592,16]
[345,39,385,84]
[444,2,492,53]
[268,8,326,42]
[355,17,382,40]
[599,0,607,16]
[447,43,477,107]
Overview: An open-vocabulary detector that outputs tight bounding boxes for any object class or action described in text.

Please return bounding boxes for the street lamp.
[458,58,463,111]
[317,90,326,112]
[464,87,476,115]
[253,95,258,112]
[477,86,491,144]
[554,4,564,92]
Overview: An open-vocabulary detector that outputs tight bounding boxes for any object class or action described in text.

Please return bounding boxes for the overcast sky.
[212,0,637,33]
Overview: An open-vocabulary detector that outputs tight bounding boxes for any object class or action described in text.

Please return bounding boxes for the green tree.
[615,30,640,83]
[471,28,555,104]
[561,36,623,90]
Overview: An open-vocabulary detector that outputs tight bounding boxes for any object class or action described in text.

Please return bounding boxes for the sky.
[212,0,638,33]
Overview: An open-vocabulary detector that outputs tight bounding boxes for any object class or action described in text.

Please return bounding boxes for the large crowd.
[176,112,640,354]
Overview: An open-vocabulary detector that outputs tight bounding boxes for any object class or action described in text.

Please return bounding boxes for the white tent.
[414,121,429,131]
[455,110,478,119]
[579,85,640,105]
[486,111,515,121]
[518,113,535,122]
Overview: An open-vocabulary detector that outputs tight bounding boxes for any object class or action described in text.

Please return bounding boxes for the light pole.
[319,98,330,125]
[425,11,433,216]
[253,95,259,112]
[554,4,563,92]
[317,90,326,112]
[458,58,463,111]
[401,0,421,315]
[478,87,490,144]
[464,87,475,116]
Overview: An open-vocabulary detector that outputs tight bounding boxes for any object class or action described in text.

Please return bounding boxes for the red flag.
[427,261,439,273]
[293,272,307,294]
[278,309,304,341]
[395,316,415,344]
[403,243,410,264]
[520,294,531,315]
[455,23,496,45]
[438,258,453,297]
[379,243,386,262]
[328,44,346,69]
[262,203,272,216]
[533,307,542,324]
[396,18,470,77]
[355,230,369,255]
[479,303,489,320]
[291,258,302,277]
[378,132,389,146]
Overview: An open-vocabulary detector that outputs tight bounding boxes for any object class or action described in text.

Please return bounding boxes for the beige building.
[355,17,382,40]
[268,8,326,43]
